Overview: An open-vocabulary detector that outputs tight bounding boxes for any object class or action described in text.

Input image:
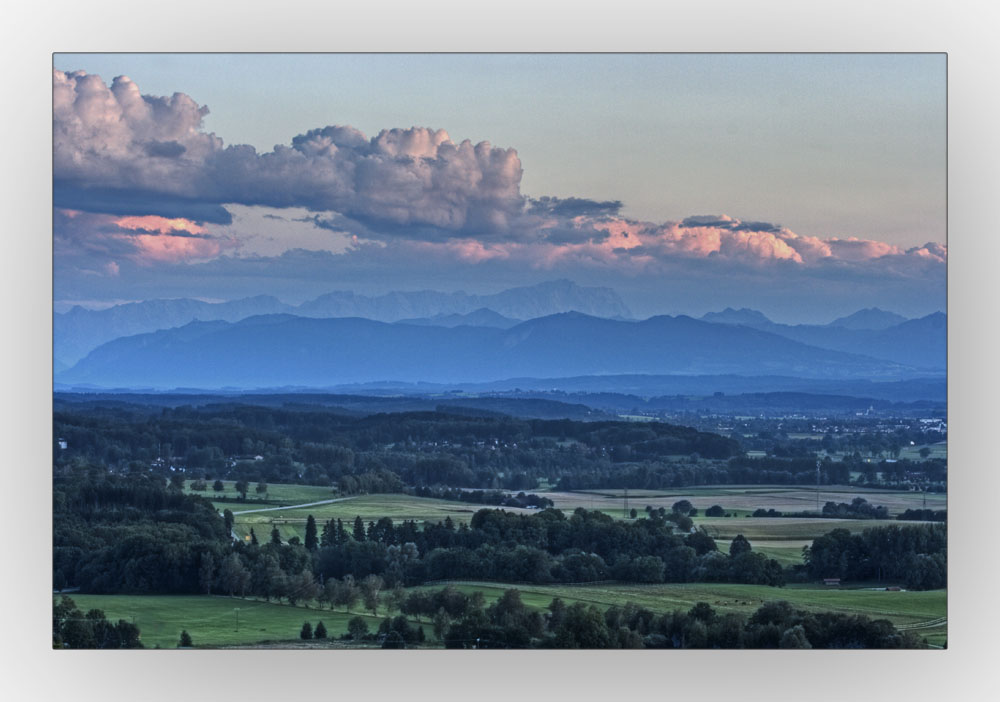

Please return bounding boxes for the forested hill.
[55,405,741,463]
[54,404,742,492]
[54,391,610,421]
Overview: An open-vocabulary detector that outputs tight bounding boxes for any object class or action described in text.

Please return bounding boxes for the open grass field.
[184,480,336,509]
[65,594,394,649]
[898,443,948,461]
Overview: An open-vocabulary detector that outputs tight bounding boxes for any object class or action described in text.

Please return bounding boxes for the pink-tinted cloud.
[113,215,208,236]
[401,214,946,275]
[824,237,903,262]
[54,208,235,266]
[532,215,944,269]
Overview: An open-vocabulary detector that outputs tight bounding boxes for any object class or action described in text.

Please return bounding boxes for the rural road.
[230,496,357,515]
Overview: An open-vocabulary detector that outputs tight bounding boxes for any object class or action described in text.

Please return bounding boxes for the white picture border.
[5,1,998,699]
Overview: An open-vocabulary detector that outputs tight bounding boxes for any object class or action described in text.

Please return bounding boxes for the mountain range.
[53,280,628,366]
[698,307,945,370]
[57,311,919,389]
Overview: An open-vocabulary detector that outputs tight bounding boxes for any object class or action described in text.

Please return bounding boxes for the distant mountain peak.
[827,307,908,330]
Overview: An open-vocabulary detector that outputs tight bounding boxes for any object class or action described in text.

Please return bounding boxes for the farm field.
[544,485,945,517]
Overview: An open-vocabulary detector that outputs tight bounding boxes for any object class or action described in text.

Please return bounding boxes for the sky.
[52,53,946,322]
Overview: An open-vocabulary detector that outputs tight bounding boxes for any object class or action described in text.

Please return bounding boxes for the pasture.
[64,594,393,649]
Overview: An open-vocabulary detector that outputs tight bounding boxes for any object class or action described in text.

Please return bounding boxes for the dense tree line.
[751,498,890,520]
[803,524,946,589]
[284,584,926,649]
[54,405,740,492]
[821,497,889,519]
[434,590,924,649]
[410,486,554,509]
[310,507,784,587]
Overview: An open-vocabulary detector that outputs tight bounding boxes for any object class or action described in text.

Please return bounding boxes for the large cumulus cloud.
[53,70,525,238]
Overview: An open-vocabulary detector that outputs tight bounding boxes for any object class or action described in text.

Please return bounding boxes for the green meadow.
[65,594,393,649]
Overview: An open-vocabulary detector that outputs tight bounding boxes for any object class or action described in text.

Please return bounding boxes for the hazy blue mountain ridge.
[827,307,908,330]
[59,311,916,389]
[54,280,628,366]
[698,308,944,370]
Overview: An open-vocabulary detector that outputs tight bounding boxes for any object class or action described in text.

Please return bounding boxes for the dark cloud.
[681,215,735,228]
[53,183,234,224]
[732,220,782,233]
[528,196,623,218]
[680,215,782,233]
[144,140,187,158]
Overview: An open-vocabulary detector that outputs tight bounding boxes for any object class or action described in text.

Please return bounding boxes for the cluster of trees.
[53,471,230,593]
[751,497,890,520]
[311,508,784,587]
[435,590,924,649]
[803,524,946,589]
[52,596,142,649]
[821,497,889,519]
[410,486,554,509]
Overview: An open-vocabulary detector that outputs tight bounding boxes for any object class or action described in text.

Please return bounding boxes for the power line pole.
[816,459,821,512]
